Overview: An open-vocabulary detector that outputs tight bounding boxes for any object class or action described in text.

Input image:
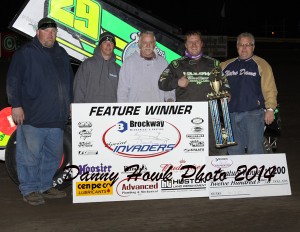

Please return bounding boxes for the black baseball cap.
[98,31,116,46]
[38,17,57,30]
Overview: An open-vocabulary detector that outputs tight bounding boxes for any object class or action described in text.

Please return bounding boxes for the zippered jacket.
[6,36,73,129]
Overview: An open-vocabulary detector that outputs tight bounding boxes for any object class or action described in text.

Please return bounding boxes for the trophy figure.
[207,68,236,148]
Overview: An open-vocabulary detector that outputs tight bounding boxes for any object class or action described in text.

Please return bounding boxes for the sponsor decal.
[76,181,113,196]
[186,134,204,139]
[64,164,119,186]
[123,32,166,62]
[189,140,204,147]
[79,129,92,140]
[184,148,205,153]
[78,141,93,147]
[78,121,92,128]
[78,150,98,155]
[160,160,203,172]
[161,178,206,191]
[211,157,233,168]
[123,164,148,174]
[78,164,112,174]
[191,126,203,133]
[102,119,181,158]
[116,178,159,197]
[191,117,204,124]
[122,32,140,61]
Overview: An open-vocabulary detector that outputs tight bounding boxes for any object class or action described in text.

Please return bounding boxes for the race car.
[0,107,72,190]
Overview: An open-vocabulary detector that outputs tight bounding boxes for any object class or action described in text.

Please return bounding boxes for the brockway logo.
[103,119,181,158]
[130,120,164,128]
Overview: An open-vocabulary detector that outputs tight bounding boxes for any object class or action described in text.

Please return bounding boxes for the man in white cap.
[73,31,120,103]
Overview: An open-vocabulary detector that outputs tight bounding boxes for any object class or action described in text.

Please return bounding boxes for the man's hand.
[225,92,231,102]
[178,76,189,88]
[12,107,25,125]
[265,110,274,125]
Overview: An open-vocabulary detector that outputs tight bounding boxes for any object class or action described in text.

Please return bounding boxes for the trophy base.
[215,141,237,148]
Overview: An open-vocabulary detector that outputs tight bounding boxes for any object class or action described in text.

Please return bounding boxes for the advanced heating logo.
[102,119,181,158]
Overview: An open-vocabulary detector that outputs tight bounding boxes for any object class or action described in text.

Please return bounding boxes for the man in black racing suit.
[158,30,230,156]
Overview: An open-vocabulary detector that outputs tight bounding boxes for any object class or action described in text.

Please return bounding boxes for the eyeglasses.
[237,43,254,48]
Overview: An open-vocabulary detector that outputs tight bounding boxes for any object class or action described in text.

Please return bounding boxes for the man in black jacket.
[6,17,74,205]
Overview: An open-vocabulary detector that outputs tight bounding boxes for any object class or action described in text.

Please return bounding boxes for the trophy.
[207,68,236,148]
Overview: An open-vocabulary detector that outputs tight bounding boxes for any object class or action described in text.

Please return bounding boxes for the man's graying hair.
[138,31,156,48]
[237,32,255,45]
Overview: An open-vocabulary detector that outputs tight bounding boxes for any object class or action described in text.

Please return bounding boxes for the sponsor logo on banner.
[78,163,112,174]
[79,129,92,140]
[78,141,93,147]
[161,178,206,191]
[102,119,181,158]
[78,121,92,128]
[184,148,205,153]
[189,140,204,147]
[211,157,233,168]
[191,126,203,133]
[186,134,204,139]
[78,150,98,155]
[191,117,204,124]
[76,181,113,196]
[123,164,148,174]
[116,178,159,197]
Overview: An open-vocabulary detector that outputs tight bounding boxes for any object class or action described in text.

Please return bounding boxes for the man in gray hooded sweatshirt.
[73,31,120,103]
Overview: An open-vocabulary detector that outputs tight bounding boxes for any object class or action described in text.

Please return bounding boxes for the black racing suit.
[158,55,230,155]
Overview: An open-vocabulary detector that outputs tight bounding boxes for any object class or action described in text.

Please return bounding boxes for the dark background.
[1,0,300,38]
[125,0,300,38]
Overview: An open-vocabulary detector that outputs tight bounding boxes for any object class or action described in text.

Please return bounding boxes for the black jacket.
[158,55,230,102]
[6,36,73,129]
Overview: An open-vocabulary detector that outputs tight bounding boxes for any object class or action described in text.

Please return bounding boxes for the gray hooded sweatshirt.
[73,47,120,103]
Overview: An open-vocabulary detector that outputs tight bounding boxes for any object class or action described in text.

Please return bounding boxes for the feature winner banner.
[71,102,209,203]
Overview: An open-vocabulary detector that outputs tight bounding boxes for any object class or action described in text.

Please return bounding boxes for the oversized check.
[205,154,291,199]
[71,102,209,203]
